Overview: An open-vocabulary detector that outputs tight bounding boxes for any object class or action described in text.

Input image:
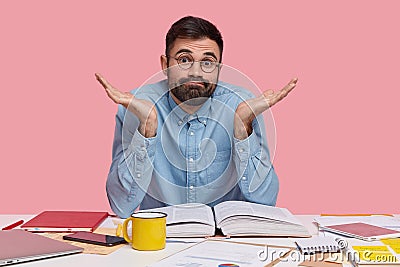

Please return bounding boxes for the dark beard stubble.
[169,75,219,106]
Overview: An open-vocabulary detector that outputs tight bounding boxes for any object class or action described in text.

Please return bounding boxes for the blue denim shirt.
[106,79,279,218]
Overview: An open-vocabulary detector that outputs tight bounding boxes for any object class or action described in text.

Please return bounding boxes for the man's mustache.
[177,77,211,88]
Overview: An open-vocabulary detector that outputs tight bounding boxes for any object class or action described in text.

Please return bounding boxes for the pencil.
[2,220,24,230]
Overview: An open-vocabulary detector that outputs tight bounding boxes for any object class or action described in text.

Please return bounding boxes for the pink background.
[1,1,399,215]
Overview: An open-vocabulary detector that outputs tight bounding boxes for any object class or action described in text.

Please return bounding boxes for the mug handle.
[122,217,133,243]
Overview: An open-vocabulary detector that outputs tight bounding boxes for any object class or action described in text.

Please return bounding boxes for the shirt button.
[203,120,207,125]
[189,185,194,190]
[141,146,146,151]
[238,148,244,153]
[189,131,194,136]
[189,157,194,162]
[178,120,183,126]
[242,176,246,181]
[137,173,141,178]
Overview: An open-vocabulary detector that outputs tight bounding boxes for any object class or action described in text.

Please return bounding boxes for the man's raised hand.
[234,78,297,139]
[95,73,158,138]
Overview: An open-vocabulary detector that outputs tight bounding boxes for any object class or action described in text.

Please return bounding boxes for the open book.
[141,200,310,238]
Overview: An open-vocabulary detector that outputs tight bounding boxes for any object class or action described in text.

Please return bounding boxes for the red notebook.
[320,222,400,241]
[21,211,109,232]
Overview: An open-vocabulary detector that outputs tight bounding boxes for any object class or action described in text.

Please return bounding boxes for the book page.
[144,203,214,226]
[214,201,299,225]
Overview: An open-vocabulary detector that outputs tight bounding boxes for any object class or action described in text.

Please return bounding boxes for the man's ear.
[160,55,168,75]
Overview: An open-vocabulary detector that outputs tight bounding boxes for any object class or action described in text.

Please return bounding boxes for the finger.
[105,87,125,104]
[276,79,297,99]
[95,73,113,89]
[281,78,298,93]
[273,88,292,104]
[264,78,297,100]
[95,73,124,100]
[289,77,298,85]
[266,79,297,106]
[108,89,135,108]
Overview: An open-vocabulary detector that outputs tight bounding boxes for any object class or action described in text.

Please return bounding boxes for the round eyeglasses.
[167,53,219,73]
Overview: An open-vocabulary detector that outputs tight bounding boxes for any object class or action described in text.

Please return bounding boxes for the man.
[96,16,297,218]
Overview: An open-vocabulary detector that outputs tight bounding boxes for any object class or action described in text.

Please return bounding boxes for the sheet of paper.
[149,239,290,267]
[381,238,400,253]
[352,245,399,263]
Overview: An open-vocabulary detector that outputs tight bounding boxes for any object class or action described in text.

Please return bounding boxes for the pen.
[2,220,24,230]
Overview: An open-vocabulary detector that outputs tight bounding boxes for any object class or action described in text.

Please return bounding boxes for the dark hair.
[165,16,223,62]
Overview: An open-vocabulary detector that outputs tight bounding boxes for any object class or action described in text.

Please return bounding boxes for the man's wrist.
[138,120,157,138]
[234,118,253,140]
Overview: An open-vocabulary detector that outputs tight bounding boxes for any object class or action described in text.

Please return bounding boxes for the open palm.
[95,73,158,137]
[234,78,298,139]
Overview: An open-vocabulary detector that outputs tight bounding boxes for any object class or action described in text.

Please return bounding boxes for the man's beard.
[170,77,217,106]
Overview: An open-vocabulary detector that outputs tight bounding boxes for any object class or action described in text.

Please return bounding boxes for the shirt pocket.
[205,149,233,189]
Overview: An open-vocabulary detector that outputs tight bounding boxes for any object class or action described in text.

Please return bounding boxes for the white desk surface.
[0,214,319,267]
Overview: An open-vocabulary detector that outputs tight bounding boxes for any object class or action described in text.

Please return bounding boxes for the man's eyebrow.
[174,49,218,60]
[174,49,192,56]
[203,52,218,60]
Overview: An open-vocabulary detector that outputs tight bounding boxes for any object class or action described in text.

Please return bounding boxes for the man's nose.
[188,61,203,77]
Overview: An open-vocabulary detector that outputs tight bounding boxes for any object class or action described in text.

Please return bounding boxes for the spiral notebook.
[295,236,341,254]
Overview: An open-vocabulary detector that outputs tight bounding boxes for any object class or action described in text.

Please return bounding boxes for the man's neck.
[170,93,202,114]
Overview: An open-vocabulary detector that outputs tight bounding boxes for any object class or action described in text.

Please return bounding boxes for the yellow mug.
[122,211,167,251]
